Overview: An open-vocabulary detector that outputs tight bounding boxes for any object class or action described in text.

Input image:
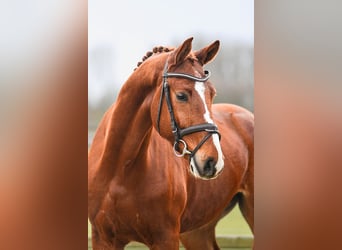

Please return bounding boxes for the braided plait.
[134,46,174,70]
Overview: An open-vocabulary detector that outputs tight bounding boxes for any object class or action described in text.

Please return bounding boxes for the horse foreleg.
[91,226,110,250]
[91,225,128,250]
[238,166,254,233]
[180,219,220,250]
[91,228,113,250]
[149,233,180,250]
[238,189,254,234]
[241,146,254,233]
[150,242,179,250]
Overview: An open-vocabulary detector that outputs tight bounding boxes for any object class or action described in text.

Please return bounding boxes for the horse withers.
[88,37,254,249]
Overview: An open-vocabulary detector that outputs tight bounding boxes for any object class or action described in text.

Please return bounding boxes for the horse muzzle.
[189,140,224,180]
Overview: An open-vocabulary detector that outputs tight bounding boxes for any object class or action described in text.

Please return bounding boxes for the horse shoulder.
[212,103,254,193]
[213,103,254,148]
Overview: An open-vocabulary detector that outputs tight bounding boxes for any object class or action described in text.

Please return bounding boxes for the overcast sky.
[88,0,254,105]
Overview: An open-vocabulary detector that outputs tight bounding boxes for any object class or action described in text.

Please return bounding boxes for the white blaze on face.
[193,81,225,175]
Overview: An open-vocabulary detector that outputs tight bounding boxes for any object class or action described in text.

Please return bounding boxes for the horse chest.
[105,173,186,228]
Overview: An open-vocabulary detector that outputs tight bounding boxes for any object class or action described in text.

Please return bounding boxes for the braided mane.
[134,46,175,71]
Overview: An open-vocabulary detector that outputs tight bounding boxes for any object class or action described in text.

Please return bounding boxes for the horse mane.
[134,46,175,71]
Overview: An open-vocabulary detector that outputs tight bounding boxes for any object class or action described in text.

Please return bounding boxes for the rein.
[156,60,221,158]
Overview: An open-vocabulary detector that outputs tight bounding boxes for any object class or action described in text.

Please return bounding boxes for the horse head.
[150,37,224,180]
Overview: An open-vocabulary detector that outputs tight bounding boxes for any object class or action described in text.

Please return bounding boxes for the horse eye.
[176,92,188,102]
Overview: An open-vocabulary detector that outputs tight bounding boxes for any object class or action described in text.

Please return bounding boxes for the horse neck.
[93,68,159,172]
[115,77,154,154]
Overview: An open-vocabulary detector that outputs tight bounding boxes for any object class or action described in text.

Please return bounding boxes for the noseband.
[156,60,221,158]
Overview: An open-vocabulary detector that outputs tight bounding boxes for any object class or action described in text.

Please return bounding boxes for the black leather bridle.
[156,60,221,158]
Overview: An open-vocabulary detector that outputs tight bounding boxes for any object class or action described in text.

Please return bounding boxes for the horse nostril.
[203,157,217,176]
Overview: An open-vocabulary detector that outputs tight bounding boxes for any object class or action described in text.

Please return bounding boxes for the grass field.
[88,206,252,249]
[216,206,252,235]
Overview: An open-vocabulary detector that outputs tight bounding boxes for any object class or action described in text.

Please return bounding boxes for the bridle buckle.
[173,140,191,157]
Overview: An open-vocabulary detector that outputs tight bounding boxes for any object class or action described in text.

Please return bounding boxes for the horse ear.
[194,40,220,65]
[169,37,193,66]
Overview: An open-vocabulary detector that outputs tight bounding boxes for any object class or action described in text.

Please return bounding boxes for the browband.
[163,70,211,82]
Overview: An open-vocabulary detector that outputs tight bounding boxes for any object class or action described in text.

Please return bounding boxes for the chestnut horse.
[88,37,254,250]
